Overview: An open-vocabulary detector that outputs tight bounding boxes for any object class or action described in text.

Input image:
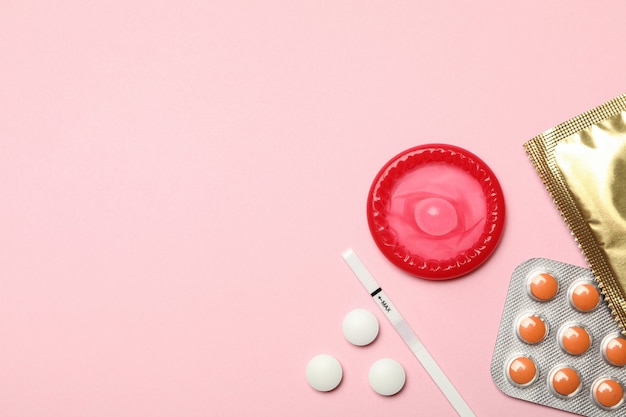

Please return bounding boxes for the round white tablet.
[368,358,406,396]
[306,354,343,392]
[342,308,379,346]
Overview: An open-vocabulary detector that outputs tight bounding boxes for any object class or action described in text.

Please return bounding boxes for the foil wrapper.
[524,93,626,333]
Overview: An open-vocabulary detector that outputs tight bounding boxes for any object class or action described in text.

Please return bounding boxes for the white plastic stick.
[342,249,476,417]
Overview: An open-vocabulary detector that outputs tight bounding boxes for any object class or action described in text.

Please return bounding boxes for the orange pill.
[570,282,600,312]
[592,377,624,409]
[528,272,559,301]
[507,356,537,386]
[549,366,581,397]
[604,335,626,367]
[560,325,591,355]
[517,314,547,344]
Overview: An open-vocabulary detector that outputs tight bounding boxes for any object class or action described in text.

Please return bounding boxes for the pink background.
[1,1,626,416]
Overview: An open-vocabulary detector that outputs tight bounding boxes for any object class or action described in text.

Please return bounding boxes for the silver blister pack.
[491,258,626,416]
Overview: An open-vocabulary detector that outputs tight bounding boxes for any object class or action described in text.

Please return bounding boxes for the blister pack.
[491,258,626,416]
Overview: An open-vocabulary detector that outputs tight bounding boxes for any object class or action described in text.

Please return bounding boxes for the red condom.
[367,144,505,280]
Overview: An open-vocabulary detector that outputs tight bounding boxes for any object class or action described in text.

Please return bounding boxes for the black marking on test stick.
[370,287,382,297]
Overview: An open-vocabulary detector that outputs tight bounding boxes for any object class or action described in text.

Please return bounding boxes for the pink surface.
[1,1,626,416]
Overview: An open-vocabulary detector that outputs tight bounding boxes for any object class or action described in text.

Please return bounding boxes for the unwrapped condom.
[367,144,505,280]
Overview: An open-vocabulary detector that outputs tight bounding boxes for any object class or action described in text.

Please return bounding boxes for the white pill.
[306,354,343,392]
[369,358,406,396]
[342,308,379,346]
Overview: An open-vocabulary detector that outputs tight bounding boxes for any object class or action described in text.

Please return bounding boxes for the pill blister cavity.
[591,377,625,410]
[558,324,591,356]
[516,313,548,344]
[506,355,538,387]
[548,365,581,398]
[527,272,559,301]
[569,280,600,312]
[602,334,626,367]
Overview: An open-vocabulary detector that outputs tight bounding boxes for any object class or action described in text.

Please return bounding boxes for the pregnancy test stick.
[342,249,476,417]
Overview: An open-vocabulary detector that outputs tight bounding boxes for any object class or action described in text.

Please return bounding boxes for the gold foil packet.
[524,93,626,333]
